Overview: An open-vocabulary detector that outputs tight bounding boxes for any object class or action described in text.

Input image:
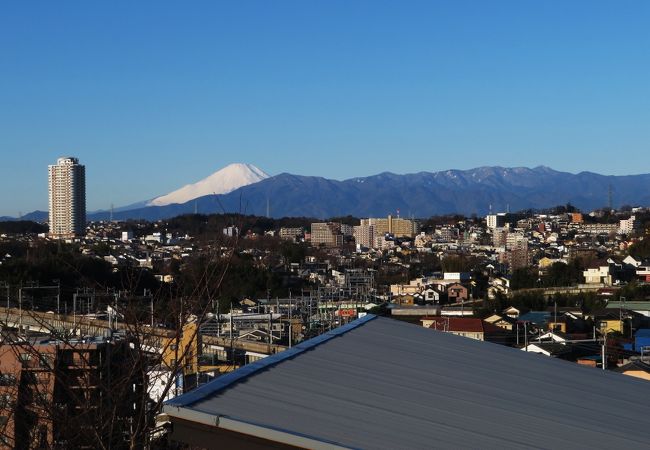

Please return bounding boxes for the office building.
[48,157,86,239]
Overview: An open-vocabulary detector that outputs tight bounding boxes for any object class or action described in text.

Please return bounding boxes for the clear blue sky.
[1,1,648,216]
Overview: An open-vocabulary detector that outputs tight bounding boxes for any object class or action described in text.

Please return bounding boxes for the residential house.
[484,314,516,331]
[447,283,469,303]
[423,317,505,343]
[583,265,612,286]
[613,360,650,381]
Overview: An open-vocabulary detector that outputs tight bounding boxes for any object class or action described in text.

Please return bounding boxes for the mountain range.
[8,165,650,222]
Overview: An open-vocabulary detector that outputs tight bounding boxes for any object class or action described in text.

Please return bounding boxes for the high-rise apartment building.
[353,224,375,248]
[48,157,86,238]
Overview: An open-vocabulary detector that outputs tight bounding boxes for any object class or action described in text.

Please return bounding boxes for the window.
[39,355,54,369]
[0,394,11,408]
[19,353,32,362]
[0,374,16,386]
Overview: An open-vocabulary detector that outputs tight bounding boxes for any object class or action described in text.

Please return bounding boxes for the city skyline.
[1,1,649,216]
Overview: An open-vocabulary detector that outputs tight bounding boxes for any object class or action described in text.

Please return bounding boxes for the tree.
[0,222,242,448]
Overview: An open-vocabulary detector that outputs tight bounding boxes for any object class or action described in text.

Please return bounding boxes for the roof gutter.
[163,405,352,450]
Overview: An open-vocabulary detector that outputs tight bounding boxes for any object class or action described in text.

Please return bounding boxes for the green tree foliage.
[511,260,585,291]
[510,268,537,290]
[407,253,442,279]
[328,215,360,226]
[618,281,650,301]
[543,260,584,287]
[629,238,650,260]
[0,220,48,234]
[280,242,307,264]
[485,290,604,315]
[440,255,478,273]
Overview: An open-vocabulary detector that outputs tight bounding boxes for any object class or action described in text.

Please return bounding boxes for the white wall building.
[486,213,507,230]
[619,216,639,235]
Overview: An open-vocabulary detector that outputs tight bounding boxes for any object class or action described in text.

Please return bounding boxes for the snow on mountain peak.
[147,163,270,207]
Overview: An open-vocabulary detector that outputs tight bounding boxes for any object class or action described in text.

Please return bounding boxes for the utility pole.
[620,296,626,337]
[73,292,77,328]
[602,332,607,371]
[2,282,9,309]
[516,322,519,346]
[268,312,272,353]
[229,306,234,366]
[524,322,528,352]
[56,279,60,314]
[18,285,22,331]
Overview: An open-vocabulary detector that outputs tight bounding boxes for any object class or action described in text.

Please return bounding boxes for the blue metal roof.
[166,314,377,408]
[164,315,650,449]
[635,328,650,338]
[517,311,550,325]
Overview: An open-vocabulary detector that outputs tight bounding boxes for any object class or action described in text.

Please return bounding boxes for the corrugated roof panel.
[165,316,650,449]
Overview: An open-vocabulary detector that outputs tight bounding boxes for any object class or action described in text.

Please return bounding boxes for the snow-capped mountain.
[147,163,269,207]
[77,165,650,221]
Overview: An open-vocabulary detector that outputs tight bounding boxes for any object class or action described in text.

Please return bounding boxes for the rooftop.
[164,315,650,449]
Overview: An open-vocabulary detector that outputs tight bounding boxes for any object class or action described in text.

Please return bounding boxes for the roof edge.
[165,314,377,407]
[162,406,352,449]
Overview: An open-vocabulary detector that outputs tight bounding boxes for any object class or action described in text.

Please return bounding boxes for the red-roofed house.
[421,317,506,342]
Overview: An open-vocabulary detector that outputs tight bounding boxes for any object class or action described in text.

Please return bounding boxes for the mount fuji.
[147,163,269,207]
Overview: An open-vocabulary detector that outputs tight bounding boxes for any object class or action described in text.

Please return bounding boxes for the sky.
[1,1,649,216]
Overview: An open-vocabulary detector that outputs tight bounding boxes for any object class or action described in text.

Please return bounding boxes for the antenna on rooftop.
[488,204,492,214]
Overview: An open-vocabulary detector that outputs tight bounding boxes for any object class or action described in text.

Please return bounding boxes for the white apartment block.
[486,213,507,229]
[279,227,304,241]
[574,223,619,235]
[619,216,639,235]
[48,157,86,239]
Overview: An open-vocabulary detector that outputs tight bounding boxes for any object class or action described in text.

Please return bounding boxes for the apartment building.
[0,339,144,449]
[310,223,344,247]
[360,215,418,241]
[279,227,304,241]
[353,224,374,248]
[48,157,86,239]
